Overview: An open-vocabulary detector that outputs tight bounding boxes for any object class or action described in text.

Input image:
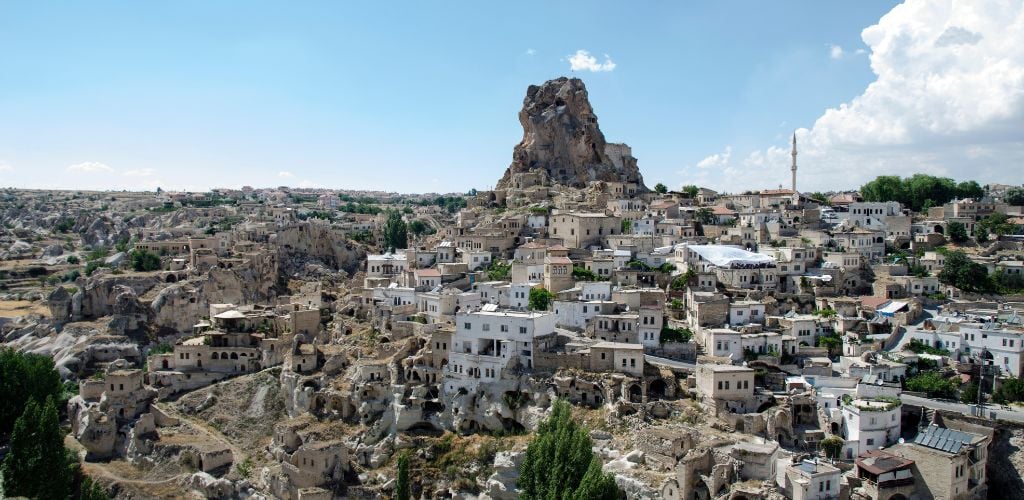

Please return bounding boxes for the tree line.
[0,349,108,499]
[860,174,984,212]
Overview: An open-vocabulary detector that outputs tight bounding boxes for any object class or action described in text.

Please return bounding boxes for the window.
[519,326,527,334]
[464,322,471,330]
[500,325,508,332]
[867,438,875,446]
[482,323,490,331]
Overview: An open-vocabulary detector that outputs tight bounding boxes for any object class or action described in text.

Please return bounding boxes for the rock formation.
[494,77,647,203]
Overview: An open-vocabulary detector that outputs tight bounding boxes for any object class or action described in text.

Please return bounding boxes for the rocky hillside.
[495,77,647,196]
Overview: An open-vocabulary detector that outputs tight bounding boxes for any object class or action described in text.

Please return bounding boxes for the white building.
[366,252,408,278]
[838,398,901,460]
[446,308,557,393]
[729,300,766,326]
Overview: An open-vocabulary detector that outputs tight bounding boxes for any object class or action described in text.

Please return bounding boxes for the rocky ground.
[987,425,1024,495]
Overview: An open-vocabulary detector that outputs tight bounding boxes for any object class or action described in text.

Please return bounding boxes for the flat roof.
[701,363,754,372]
[592,341,644,350]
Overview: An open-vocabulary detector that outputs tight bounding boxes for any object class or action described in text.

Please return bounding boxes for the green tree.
[486,260,512,281]
[408,219,432,236]
[1004,187,1024,206]
[519,400,619,500]
[960,382,979,404]
[860,175,906,206]
[528,287,554,311]
[977,213,1017,237]
[695,207,716,226]
[994,377,1024,404]
[681,185,699,199]
[974,225,989,243]
[955,180,984,200]
[1,398,72,499]
[819,435,844,460]
[130,249,162,272]
[654,183,668,194]
[905,371,958,399]
[395,451,411,500]
[947,221,969,243]
[808,192,831,206]
[860,174,979,212]
[382,210,408,250]
[573,459,619,500]
[0,349,62,434]
[621,219,632,233]
[937,250,993,293]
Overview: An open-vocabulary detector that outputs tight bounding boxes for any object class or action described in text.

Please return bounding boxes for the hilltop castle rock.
[494,77,647,205]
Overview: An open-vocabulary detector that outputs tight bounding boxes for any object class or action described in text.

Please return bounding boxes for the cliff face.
[495,77,646,193]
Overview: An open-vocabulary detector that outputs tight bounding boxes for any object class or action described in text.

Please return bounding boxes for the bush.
[66,255,80,265]
[130,249,162,272]
[486,260,512,281]
[960,383,979,404]
[661,326,693,343]
[993,377,1024,404]
[907,339,951,356]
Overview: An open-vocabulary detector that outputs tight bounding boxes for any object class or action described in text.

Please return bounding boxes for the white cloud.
[691,0,1024,193]
[828,44,845,59]
[855,48,867,55]
[67,161,114,173]
[525,48,536,56]
[695,147,732,169]
[0,162,11,172]
[123,168,156,177]
[568,50,616,72]
[278,171,294,178]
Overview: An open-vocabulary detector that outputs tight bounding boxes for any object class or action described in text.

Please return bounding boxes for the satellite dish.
[898,438,905,444]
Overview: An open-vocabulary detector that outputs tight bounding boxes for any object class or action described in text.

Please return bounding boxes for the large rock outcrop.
[495,77,647,199]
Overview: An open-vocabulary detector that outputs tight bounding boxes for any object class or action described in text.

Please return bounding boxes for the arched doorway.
[628,384,643,403]
[648,379,668,400]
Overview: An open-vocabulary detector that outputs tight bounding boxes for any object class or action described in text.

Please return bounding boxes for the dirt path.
[153,401,249,465]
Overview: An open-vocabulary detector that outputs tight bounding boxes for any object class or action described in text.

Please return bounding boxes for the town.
[1,74,1023,499]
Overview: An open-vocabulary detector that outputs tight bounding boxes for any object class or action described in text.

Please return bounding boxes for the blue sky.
[3,1,1019,194]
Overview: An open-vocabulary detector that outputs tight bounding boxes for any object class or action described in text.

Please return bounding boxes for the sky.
[0,0,1021,194]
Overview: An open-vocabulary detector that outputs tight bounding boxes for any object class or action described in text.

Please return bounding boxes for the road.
[646,354,696,371]
[900,394,1024,423]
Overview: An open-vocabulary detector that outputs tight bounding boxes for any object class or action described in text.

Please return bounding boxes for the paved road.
[900,394,1024,423]
[645,354,696,371]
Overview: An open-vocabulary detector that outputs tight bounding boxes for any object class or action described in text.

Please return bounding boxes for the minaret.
[790,132,798,194]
